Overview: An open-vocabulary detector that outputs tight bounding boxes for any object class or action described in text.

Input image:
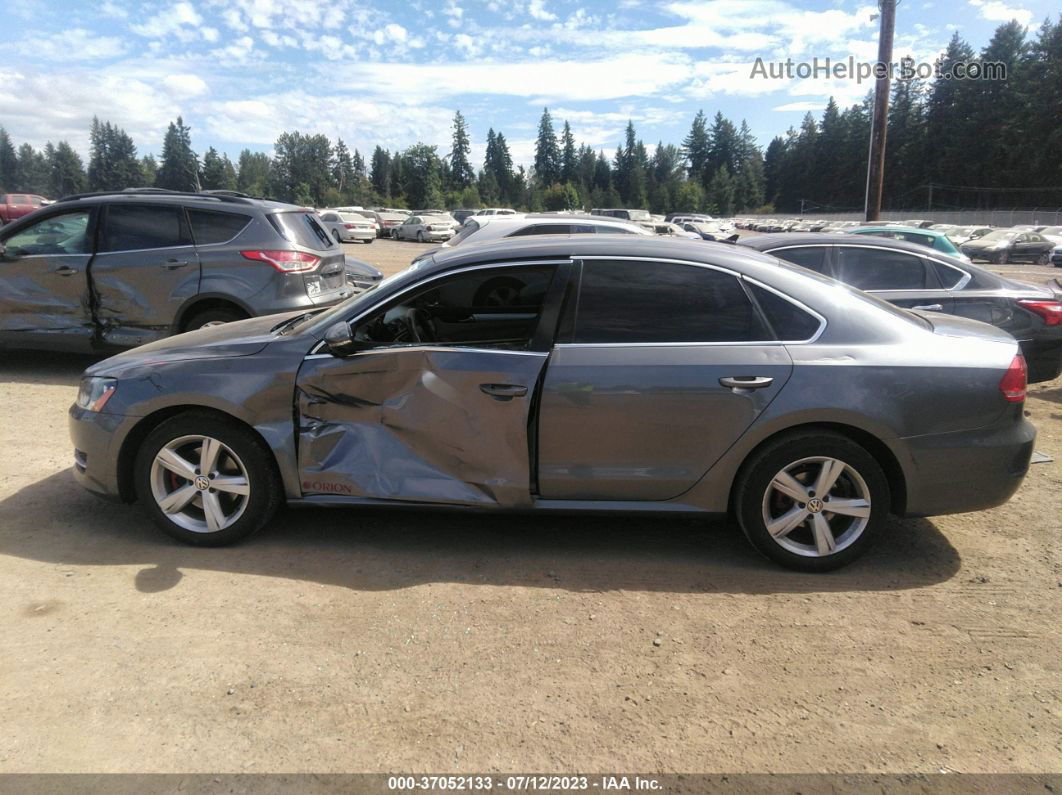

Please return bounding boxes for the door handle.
[912,304,943,311]
[480,383,528,400]
[54,265,78,276]
[719,376,774,391]
[162,260,190,269]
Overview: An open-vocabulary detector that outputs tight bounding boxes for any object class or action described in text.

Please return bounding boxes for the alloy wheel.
[761,456,871,557]
[149,434,251,533]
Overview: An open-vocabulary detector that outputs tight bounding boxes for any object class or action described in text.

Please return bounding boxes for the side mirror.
[324,321,361,357]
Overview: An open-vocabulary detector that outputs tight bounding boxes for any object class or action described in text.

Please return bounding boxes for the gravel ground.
[0,236,1059,774]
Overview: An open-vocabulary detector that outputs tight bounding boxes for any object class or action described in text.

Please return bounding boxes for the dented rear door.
[296,347,548,507]
[90,202,201,347]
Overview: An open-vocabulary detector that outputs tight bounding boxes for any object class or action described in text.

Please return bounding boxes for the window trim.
[766,243,972,293]
[307,259,574,357]
[556,255,826,348]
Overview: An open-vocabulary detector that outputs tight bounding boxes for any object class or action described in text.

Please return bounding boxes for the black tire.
[134,412,282,546]
[332,229,342,243]
[1037,251,1050,266]
[363,237,373,244]
[182,307,247,331]
[733,430,890,572]
[417,230,425,243]
[998,250,1009,265]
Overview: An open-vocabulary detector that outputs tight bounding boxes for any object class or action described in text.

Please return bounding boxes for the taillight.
[240,250,321,273]
[344,223,356,229]
[1017,299,1062,326]
[999,355,1027,403]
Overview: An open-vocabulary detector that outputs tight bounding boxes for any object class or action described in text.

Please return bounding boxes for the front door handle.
[162,259,190,269]
[719,376,774,391]
[480,383,528,400]
[912,304,943,311]
[54,265,78,276]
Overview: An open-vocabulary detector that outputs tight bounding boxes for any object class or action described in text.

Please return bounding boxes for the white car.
[440,214,651,249]
[473,207,518,217]
[318,210,376,244]
[393,215,455,242]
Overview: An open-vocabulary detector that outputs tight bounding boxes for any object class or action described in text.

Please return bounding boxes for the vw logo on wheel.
[194,475,210,491]
[807,497,825,513]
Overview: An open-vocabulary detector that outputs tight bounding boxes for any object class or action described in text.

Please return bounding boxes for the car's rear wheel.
[134,413,282,546]
[734,432,889,571]
[998,250,1009,265]
[183,307,247,331]
[332,229,342,243]
[417,231,425,243]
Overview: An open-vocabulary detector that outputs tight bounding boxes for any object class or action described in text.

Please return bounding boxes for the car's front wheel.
[134,412,282,546]
[734,431,889,571]
[1037,251,1050,266]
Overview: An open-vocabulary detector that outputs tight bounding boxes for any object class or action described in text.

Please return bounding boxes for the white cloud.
[210,35,256,62]
[968,0,1032,24]
[162,73,209,98]
[773,101,827,112]
[528,0,557,21]
[201,26,220,43]
[130,1,204,41]
[14,28,125,61]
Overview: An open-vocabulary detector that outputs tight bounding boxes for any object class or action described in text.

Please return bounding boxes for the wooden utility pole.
[864,0,896,222]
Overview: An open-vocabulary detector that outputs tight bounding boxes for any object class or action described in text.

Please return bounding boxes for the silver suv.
[0,188,352,352]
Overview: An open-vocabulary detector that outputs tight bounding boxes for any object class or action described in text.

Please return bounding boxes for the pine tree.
[682,110,711,186]
[332,139,354,194]
[49,141,86,197]
[237,149,271,196]
[0,127,16,191]
[401,143,443,209]
[156,116,200,192]
[140,155,157,186]
[533,108,560,187]
[370,146,391,198]
[15,143,49,194]
[559,121,577,184]
[201,147,236,191]
[449,110,474,190]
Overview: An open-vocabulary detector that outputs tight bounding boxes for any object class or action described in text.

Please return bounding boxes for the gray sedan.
[69,237,1034,571]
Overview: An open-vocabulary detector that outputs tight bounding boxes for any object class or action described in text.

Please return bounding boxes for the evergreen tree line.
[1,16,1058,214]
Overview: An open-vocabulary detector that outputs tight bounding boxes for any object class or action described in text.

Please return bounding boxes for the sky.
[0,0,1056,168]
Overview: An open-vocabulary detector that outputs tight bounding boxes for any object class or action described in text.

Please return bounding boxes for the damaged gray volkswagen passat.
[69,236,1035,571]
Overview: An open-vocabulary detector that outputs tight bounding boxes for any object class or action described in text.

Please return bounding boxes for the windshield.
[979,230,1017,242]
[448,220,481,246]
[626,210,651,221]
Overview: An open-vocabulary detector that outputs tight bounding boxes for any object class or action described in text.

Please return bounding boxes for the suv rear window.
[269,211,335,251]
[188,210,251,245]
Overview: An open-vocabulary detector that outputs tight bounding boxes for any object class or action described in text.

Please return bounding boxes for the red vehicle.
[0,194,47,225]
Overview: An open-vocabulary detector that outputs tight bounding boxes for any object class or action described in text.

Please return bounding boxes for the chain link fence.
[747,208,1062,226]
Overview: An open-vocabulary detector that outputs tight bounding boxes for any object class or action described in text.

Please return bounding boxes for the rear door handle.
[480,383,528,400]
[54,265,78,276]
[912,304,943,311]
[719,376,774,391]
[162,260,190,269]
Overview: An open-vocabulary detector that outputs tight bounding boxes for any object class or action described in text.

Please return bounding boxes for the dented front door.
[296,347,548,507]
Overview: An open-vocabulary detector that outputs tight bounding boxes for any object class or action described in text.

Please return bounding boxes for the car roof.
[853,225,944,236]
[54,190,299,213]
[739,232,947,257]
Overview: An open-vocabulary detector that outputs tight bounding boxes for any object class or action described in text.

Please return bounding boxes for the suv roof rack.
[56,188,258,205]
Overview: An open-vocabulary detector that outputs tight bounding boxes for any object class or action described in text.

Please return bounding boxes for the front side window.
[835,246,928,290]
[3,210,91,256]
[353,266,556,351]
[101,204,189,252]
[570,260,770,344]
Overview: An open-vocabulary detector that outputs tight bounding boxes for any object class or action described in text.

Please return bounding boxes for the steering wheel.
[399,307,434,343]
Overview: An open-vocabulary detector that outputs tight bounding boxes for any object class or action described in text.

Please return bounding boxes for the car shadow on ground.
[0,469,961,595]
[0,349,100,387]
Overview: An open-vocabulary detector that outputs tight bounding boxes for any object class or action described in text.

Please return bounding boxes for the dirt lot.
[0,237,1060,774]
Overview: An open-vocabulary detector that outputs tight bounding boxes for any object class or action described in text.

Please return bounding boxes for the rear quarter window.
[745,282,822,341]
[188,210,251,245]
[269,211,335,251]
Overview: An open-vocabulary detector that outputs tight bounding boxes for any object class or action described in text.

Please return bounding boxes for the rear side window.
[928,259,965,289]
[508,224,573,237]
[836,246,928,290]
[572,260,769,344]
[745,282,822,341]
[188,210,251,245]
[269,211,334,250]
[768,246,829,274]
[101,204,190,251]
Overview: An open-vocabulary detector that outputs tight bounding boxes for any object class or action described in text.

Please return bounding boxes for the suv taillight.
[999,355,1027,403]
[1017,299,1062,326]
[240,250,321,273]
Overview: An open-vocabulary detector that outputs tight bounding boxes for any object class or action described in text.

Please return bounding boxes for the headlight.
[76,377,117,412]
